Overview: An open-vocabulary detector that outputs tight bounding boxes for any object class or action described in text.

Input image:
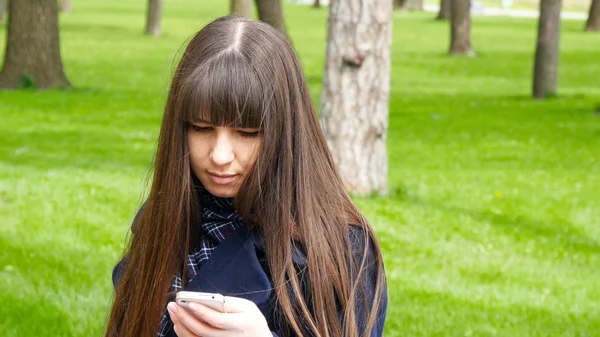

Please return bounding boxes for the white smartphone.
[175,291,226,313]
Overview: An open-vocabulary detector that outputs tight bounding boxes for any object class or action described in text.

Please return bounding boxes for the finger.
[173,321,197,337]
[168,303,196,337]
[167,303,182,325]
[222,296,256,313]
[187,302,239,331]
[170,302,218,336]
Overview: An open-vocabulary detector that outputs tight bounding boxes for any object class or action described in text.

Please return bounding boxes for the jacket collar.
[251,227,308,266]
[182,225,307,306]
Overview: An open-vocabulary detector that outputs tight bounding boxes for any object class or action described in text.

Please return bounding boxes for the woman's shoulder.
[347,224,378,258]
[130,201,147,233]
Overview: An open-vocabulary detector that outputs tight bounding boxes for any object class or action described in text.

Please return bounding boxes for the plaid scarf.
[157,187,243,336]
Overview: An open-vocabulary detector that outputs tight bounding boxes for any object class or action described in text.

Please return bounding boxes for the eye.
[190,124,212,133]
[238,130,261,138]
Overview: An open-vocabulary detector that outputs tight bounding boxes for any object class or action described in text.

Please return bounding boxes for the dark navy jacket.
[112,220,387,337]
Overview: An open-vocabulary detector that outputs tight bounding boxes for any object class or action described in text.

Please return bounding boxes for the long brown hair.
[106,15,386,337]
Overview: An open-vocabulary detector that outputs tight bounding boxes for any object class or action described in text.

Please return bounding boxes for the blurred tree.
[585,0,599,31]
[449,0,474,55]
[0,0,70,89]
[231,0,251,17]
[320,0,392,195]
[313,0,320,8]
[394,0,424,10]
[437,0,451,20]
[254,0,288,38]
[533,0,561,98]
[0,0,6,21]
[145,0,162,36]
[61,0,72,13]
[406,0,424,10]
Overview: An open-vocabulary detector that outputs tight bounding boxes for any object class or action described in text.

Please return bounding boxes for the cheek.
[244,140,262,167]
[235,141,259,170]
[188,138,205,169]
[189,152,201,169]
[188,136,208,158]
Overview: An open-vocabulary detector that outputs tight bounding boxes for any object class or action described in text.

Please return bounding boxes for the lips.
[207,172,238,185]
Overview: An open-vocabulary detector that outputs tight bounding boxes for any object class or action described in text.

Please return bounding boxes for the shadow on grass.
[0,291,74,336]
[1,128,155,171]
[61,20,195,42]
[457,206,600,253]
[305,74,323,88]
[0,232,115,290]
[56,86,112,95]
[371,189,600,256]
[0,86,113,95]
[386,286,599,337]
[0,235,115,336]
[500,93,591,102]
[60,21,139,35]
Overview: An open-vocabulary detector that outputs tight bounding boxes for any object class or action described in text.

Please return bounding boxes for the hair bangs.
[181,51,265,129]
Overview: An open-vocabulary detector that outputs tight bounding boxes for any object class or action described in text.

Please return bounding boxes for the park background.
[0,0,599,336]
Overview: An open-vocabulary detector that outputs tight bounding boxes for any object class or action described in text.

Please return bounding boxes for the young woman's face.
[187,121,262,198]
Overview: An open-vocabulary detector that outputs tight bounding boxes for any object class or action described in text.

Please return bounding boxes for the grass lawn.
[1,1,599,336]
[424,0,592,12]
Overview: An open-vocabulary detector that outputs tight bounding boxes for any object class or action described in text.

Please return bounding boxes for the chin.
[205,185,237,198]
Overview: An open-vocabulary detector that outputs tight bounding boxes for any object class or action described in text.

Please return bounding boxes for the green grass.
[424,0,592,12]
[1,1,599,336]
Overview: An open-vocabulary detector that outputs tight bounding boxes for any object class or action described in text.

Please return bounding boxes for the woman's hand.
[167,296,272,337]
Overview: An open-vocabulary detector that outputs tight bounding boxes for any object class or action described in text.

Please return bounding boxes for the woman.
[106,15,387,337]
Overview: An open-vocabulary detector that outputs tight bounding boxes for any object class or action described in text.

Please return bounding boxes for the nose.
[210,131,235,166]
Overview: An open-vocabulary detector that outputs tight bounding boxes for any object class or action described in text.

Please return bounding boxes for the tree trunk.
[437,0,451,20]
[586,0,600,31]
[0,0,6,21]
[313,0,320,9]
[449,0,474,55]
[0,0,70,89]
[61,0,72,13]
[533,0,561,99]
[254,0,288,39]
[145,0,162,36]
[231,0,252,17]
[320,0,392,195]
